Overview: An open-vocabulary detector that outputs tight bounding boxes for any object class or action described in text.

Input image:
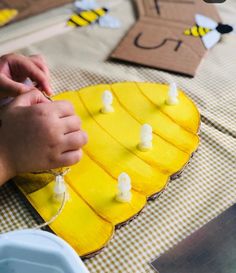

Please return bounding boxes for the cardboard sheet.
[112,0,220,76]
[136,0,220,23]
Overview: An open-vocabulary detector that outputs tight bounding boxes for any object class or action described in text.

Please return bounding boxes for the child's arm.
[0,90,87,186]
[0,53,52,99]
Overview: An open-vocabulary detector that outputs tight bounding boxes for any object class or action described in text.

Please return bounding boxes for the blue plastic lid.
[0,229,89,273]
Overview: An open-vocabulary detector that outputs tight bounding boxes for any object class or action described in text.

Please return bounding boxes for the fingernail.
[42,91,52,101]
[48,84,53,95]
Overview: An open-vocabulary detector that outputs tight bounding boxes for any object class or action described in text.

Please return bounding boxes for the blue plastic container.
[0,229,89,273]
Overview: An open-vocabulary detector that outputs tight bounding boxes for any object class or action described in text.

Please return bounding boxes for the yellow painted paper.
[15,82,200,257]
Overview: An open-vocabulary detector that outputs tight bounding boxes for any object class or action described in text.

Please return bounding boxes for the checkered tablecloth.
[0,1,236,272]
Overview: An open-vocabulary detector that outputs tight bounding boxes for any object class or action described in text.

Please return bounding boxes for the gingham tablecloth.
[0,1,236,272]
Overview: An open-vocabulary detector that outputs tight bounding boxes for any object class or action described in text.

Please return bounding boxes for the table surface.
[0,1,235,272]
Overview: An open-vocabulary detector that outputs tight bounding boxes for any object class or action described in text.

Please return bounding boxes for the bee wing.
[195,14,218,29]
[98,15,121,29]
[74,0,98,11]
[202,30,221,49]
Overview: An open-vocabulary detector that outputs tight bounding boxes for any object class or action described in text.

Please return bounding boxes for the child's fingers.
[53,100,75,118]
[63,131,88,152]
[10,54,52,95]
[29,55,52,94]
[10,89,50,107]
[0,74,30,97]
[59,149,83,167]
[21,57,52,95]
[62,115,82,134]
[29,55,50,79]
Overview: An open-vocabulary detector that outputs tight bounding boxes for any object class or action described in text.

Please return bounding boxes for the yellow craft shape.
[111,82,199,153]
[67,153,146,225]
[16,175,113,257]
[137,83,200,133]
[0,9,18,27]
[79,84,190,173]
[55,91,169,196]
[15,82,200,257]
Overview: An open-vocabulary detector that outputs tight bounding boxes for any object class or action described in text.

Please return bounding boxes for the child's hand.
[0,53,52,99]
[0,90,87,185]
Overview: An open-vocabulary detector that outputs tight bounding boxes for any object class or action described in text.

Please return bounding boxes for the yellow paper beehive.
[14,82,200,257]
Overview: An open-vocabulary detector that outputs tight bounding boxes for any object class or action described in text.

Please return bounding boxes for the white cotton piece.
[138,124,153,151]
[118,173,131,192]
[23,78,35,87]
[54,175,66,202]
[166,82,179,105]
[101,90,114,113]
[116,173,132,202]
[141,124,152,135]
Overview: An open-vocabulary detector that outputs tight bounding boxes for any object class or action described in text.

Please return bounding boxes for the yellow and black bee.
[67,7,108,27]
[184,14,234,49]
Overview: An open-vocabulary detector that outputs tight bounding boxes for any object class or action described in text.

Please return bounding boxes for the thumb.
[10,89,50,107]
[0,74,30,98]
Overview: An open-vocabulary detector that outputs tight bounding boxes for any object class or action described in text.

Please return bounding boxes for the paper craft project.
[184,14,235,49]
[0,9,18,27]
[14,82,200,258]
[111,0,221,76]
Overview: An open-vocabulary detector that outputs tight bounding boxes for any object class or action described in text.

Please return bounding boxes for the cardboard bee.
[184,14,235,49]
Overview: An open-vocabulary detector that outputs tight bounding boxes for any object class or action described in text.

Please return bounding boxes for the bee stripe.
[69,15,90,27]
[92,8,108,16]
[90,9,101,17]
[191,26,200,37]
[74,16,89,26]
[80,10,98,22]
[67,8,109,28]
[67,19,77,27]
[89,9,102,23]
[184,29,191,36]
[184,26,211,37]
[198,27,205,37]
